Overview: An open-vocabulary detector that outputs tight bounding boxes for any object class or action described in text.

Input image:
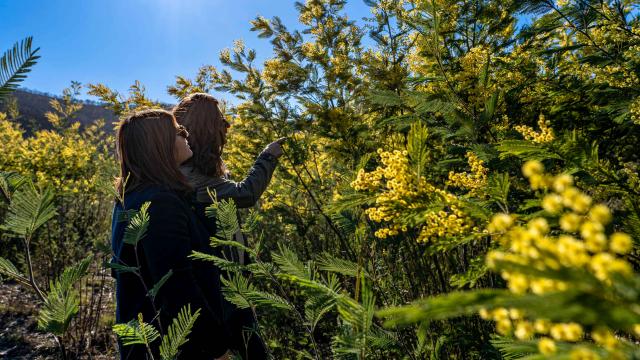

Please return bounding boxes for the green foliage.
[148,269,173,299]
[122,201,150,246]
[0,256,28,286]
[221,273,293,311]
[0,37,40,100]
[112,313,161,347]
[205,195,240,241]
[0,172,27,202]
[37,255,92,335]
[1,181,56,240]
[159,304,201,360]
[4,0,640,357]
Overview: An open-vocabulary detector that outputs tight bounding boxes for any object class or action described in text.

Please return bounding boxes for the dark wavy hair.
[172,93,228,177]
[115,109,191,195]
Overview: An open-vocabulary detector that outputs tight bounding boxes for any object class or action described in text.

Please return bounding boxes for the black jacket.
[180,151,278,207]
[181,152,278,359]
[110,186,230,360]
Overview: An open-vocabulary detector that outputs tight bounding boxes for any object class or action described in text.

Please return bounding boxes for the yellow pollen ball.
[609,232,633,254]
[570,347,600,360]
[553,174,574,192]
[560,213,582,232]
[538,337,556,355]
[514,321,534,340]
[589,204,612,224]
[522,160,544,178]
[542,194,563,214]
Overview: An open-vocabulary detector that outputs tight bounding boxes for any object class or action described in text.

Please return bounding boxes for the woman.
[173,93,283,359]
[110,109,231,360]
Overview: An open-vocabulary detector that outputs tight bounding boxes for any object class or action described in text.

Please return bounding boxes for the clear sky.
[1,0,372,104]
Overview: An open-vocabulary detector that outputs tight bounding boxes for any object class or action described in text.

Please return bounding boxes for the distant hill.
[0,89,118,132]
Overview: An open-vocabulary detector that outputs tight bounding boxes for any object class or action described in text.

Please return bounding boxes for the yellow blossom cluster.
[480,160,638,357]
[0,116,111,195]
[621,162,640,193]
[514,114,555,143]
[298,0,325,25]
[418,203,475,242]
[447,151,488,195]
[352,149,416,237]
[352,148,474,241]
[629,97,640,125]
[262,58,307,90]
[301,42,326,59]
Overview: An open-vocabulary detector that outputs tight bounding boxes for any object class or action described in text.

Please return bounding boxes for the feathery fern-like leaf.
[221,274,293,311]
[159,304,201,360]
[123,201,150,246]
[0,257,29,286]
[189,251,246,272]
[1,183,56,240]
[0,172,27,203]
[148,269,173,298]
[0,37,40,100]
[317,252,366,277]
[113,313,161,347]
[497,140,562,161]
[37,256,92,335]
[271,244,308,279]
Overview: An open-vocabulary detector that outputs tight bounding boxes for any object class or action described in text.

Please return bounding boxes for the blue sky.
[1,0,372,104]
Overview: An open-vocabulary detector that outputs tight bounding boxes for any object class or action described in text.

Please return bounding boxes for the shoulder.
[124,186,189,210]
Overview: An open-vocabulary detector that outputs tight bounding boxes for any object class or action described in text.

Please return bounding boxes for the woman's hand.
[263,137,286,159]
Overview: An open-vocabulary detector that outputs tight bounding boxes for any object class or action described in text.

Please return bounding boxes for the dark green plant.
[0,36,40,101]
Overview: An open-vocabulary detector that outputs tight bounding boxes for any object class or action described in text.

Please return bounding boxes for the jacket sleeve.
[197,151,278,208]
[142,192,229,358]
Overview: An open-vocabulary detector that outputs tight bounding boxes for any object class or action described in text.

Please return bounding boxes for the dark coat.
[180,151,279,207]
[110,185,230,360]
[180,151,278,360]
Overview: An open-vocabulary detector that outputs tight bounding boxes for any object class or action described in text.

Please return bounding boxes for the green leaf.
[221,274,293,311]
[37,256,92,335]
[208,239,254,256]
[316,252,366,277]
[204,195,240,241]
[486,172,510,209]
[105,261,139,274]
[304,294,336,331]
[497,140,562,161]
[189,251,246,272]
[377,289,510,327]
[0,37,40,100]
[113,313,161,347]
[271,244,308,279]
[123,201,150,246]
[367,89,404,107]
[1,183,56,240]
[407,121,430,178]
[148,269,173,298]
[0,257,28,285]
[0,172,27,203]
[159,304,201,360]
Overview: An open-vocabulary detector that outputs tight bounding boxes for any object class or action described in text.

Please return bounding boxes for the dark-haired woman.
[173,93,283,359]
[110,109,231,360]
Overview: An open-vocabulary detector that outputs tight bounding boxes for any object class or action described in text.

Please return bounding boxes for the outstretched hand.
[264,137,286,159]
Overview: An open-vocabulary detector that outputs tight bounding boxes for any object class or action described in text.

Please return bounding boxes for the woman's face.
[174,125,193,165]
[219,109,231,140]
